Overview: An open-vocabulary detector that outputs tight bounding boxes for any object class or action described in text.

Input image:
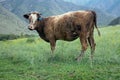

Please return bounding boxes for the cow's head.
[23,12,42,30]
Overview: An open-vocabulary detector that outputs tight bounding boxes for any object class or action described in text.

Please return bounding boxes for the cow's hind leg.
[88,36,96,60]
[88,36,96,67]
[76,36,88,61]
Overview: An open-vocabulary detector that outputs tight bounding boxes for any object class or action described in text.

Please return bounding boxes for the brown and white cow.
[23,10,100,61]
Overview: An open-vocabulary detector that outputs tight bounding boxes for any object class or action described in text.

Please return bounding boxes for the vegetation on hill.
[0,34,36,41]
[85,0,120,17]
[109,17,120,26]
[0,5,31,35]
[0,25,120,80]
[64,0,120,17]
[1,0,115,26]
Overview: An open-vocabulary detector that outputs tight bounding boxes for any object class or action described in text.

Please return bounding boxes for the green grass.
[0,25,120,80]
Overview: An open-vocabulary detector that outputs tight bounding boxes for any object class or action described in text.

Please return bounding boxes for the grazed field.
[0,25,120,80]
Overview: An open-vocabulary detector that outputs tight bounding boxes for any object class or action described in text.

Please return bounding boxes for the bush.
[26,38,35,43]
[0,34,19,41]
[0,34,36,41]
[20,34,36,38]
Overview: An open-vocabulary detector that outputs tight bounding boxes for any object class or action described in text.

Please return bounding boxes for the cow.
[23,10,100,61]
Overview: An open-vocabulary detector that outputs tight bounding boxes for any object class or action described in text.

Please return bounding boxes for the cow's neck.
[36,18,49,42]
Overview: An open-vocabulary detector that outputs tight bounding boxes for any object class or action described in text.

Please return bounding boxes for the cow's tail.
[91,11,101,36]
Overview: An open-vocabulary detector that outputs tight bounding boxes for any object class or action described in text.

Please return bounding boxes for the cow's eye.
[37,18,39,21]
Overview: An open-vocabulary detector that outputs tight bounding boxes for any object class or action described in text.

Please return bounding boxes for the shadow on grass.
[46,54,91,65]
[47,54,77,63]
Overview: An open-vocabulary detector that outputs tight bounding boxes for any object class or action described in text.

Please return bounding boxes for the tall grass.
[0,25,120,80]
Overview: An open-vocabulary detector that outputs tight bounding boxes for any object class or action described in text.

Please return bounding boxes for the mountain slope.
[64,0,91,6]
[109,17,120,26]
[0,5,30,35]
[1,0,115,26]
[64,0,120,17]
[86,0,120,17]
[1,0,87,17]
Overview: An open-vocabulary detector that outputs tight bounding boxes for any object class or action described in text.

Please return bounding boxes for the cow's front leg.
[49,39,56,54]
[76,33,88,62]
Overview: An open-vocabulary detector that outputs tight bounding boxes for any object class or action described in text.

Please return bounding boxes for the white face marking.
[28,13,38,30]
[30,14,38,24]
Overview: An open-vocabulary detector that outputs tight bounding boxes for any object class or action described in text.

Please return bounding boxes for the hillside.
[0,4,33,35]
[64,0,91,6]
[86,0,120,17]
[1,0,114,26]
[109,17,120,26]
[0,0,87,17]
[64,0,120,17]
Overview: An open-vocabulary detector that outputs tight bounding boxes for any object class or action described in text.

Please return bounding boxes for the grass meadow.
[0,25,120,80]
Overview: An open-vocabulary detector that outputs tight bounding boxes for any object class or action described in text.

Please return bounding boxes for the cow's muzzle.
[28,27,33,30]
[28,26,34,30]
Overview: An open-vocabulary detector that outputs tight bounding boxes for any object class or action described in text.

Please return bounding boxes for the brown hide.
[36,11,97,42]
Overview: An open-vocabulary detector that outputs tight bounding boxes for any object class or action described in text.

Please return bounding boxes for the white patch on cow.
[30,14,37,24]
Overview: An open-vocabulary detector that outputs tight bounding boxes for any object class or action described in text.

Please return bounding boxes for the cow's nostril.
[28,26,33,30]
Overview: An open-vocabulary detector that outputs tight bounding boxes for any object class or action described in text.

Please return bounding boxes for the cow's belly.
[63,36,78,41]
[55,31,79,41]
[63,31,78,41]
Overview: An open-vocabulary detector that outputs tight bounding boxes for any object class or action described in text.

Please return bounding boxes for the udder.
[63,31,78,41]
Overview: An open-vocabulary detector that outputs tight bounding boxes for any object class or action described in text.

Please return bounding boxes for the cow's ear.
[37,13,42,18]
[23,13,30,19]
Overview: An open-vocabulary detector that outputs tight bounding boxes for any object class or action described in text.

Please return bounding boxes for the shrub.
[0,34,19,41]
[0,34,36,41]
[26,38,35,43]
